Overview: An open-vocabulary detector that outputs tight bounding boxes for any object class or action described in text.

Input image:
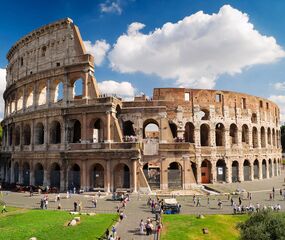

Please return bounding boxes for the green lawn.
[161,214,248,240]
[0,208,117,240]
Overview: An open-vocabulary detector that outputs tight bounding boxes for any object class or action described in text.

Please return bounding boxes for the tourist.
[56,193,60,202]
[269,193,273,201]
[256,203,260,212]
[193,194,196,206]
[92,196,97,208]
[249,193,252,201]
[29,186,33,197]
[196,197,201,207]
[45,197,48,209]
[139,219,145,235]
[239,196,242,206]
[78,201,82,212]
[105,228,110,238]
[207,197,210,208]
[98,190,101,198]
[66,191,70,199]
[272,187,275,199]
[73,187,76,194]
[73,201,78,212]
[218,199,222,209]
[119,211,126,221]
[111,225,117,238]
[280,189,283,196]
[1,204,7,213]
[230,197,234,206]
[40,198,44,209]
[57,203,61,210]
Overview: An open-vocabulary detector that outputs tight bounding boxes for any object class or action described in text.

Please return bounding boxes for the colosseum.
[0,18,282,193]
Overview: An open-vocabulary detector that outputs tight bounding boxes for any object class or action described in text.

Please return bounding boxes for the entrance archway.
[50,163,61,189]
[114,164,130,190]
[23,162,30,186]
[232,161,239,182]
[262,159,267,179]
[91,164,104,189]
[253,159,259,179]
[34,163,44,186]
[68,164,81,190]
[243,160,251,181]
[201,160,211,183]
[143,163,160,189]
[168,162,182,189]
[216,159,226,182]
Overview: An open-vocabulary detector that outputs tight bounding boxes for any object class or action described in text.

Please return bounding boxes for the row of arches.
[6,78,84,116]
[12,162,131,191]
[5,118,105,146]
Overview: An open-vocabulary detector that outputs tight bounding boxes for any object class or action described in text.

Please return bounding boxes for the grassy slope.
[0,208,117,240]
[161,214,248,240]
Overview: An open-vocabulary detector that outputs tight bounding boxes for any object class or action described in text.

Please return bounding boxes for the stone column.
[81,161,87,191]
[63,74,69,105]
[30,164,34,186]
[250,161,254,180]
[46,79,51,107]
[82,72,89,101]
[225,129,230,149]
[60,170,65,192]
[196,159,201,184]
[160,159,168,190]
[106,160,111,193]
[31,120,35,151]
[211,159,217,183]
[258,160,263,179]
[22,87,26,112]
[238,161,244,182]
[194,128,200,147]
[18,164,23,184]
[248,129,253,148]
[226,160,232,183]
[266,160,269,179]
[33,81,38,110]
[132,159,137,193]
[106,111,111,143]
[43,169,50,187]
[10,161,14,183]
[82,113,87,142]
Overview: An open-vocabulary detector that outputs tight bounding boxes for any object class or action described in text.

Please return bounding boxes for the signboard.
[218,167,223,175]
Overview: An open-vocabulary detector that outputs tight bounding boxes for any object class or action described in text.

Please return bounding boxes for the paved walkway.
[1,172,285,239]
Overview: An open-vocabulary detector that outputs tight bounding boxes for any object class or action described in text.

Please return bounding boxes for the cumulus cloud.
[0,69,6,119]
[273,82,285,91]
[109,5,285,88]
[84,40,110,66]
[269,95,285,123]
[98,80,136,100]
[100,0,122,15]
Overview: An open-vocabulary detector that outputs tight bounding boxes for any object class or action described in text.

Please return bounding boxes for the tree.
[238,211,285,240]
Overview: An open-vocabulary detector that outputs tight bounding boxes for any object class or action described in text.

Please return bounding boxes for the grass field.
[161,214,248,240]
[0,207,117,240]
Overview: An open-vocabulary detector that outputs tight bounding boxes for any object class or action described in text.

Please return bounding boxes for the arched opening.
[201,160,211,183]
[232,161,239,182]
[14,162,19,183]
[215,123,225,146]
[269,159,272,178]
[200,109,210,120]
[54,82,63,102]
[23,162,30,186]
[184,122,195,143]
[113,164,130,190]
[123,120,136,137]
[262,159,267,179]
[35,122,44,145]
[143,163,160,189]
[230,124,238,145]
[242,124,249,144]
[267,128,271,145]
[260,127,266,148]
[200,124,210,146]
[251,113,257,123]
[243,160,251,181]
[115,105,121,119]
[216,159,226,182]
[50,121,61,144]
[253,159,259,179]
[93,119,104,143]
[272,129,276,147]
[38,86,47,105]
[8,125,13,146]
[191,162,197,183]
[169,122,177,139]
[34,163,44,186]
[252,127,258,148]
[68,164,81,190]
[91,164,104,189]
[72,120,81,143]
[26,90,33,108]
[143,120,159,139]
[168,162,182,189]
[273,159,277,176]
[15,126,20,146]
[50,163,60,189]
[23,124,31,145]
[73,78,83,99]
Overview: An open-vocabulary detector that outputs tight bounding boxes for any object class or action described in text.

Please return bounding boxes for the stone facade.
[0,18,282,192]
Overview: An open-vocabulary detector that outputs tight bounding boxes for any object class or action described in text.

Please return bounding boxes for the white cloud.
[273,82,285,91]
[269,95,285,123]
[100,0,122,15]
[84,40,110,66]
[0,68,6,119]
[98,80,136,100]
[109,5,285,88]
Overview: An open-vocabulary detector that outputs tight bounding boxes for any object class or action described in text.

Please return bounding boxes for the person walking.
[139,219,145,235]
[196,197,201,207]
[73,201,78,212]
[238,196,242,206]
[207,197,210,208]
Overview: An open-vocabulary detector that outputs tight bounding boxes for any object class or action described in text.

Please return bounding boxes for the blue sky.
[1,0,285,120]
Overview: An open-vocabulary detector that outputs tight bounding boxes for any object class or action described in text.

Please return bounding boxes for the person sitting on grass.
[1,204,7,213]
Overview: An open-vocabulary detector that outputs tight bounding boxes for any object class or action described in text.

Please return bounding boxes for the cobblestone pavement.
[1,172,285,239]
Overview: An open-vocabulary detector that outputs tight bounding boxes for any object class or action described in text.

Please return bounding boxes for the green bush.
[238,211,285,240]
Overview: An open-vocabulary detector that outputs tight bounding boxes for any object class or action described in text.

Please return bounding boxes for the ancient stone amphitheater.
[0,18,282,192]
